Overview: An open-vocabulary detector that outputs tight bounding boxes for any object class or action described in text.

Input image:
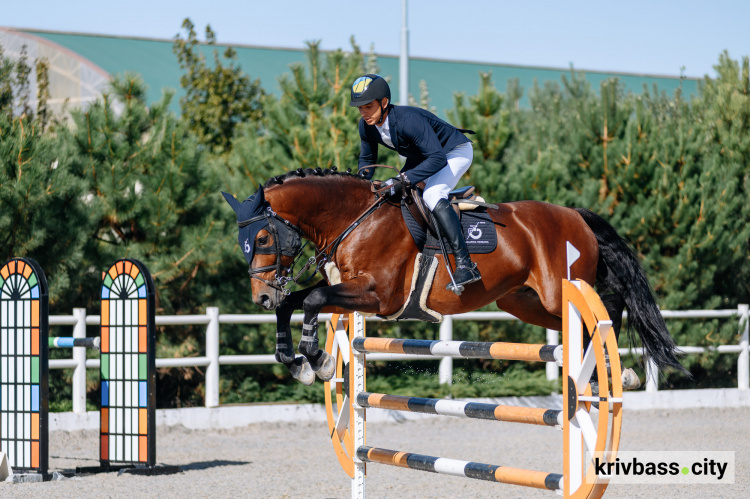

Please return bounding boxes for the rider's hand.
[358,167,374,180]
[384,177,404,196]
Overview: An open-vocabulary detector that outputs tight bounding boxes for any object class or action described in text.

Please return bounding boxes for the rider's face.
[358,98,388,125]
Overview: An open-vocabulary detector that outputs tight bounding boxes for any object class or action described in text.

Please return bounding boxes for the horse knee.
[302,288,327,315]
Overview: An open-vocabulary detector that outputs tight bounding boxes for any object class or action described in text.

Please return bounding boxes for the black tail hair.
[575,208,690,376]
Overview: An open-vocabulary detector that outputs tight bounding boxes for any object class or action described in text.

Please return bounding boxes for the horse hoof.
[289,357,315,386]
[313,351,335,381]
[622,368,641,390]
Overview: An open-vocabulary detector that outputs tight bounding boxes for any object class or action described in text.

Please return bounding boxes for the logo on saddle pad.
[467,222,483,240]
[463,219,493,248]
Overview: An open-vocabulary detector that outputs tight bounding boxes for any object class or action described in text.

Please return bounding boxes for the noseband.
[238,206,304,295]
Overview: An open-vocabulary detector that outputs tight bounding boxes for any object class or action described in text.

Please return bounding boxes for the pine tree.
[225,39,392,184]
[447,72,513,201]
[0,44,13,117]
[35,58,51,131]
[173,18,264,154]
[58,73,242,318]
[14,45,33,118]
[407,79,437,114]
[1,42,90,305]
[486,59,750,386]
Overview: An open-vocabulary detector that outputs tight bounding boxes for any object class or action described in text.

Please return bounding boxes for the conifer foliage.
[173,19,264,154]
[2,30,749,401]
[58,73,240,317]
[1,44,90,304]
[458,62,750,386]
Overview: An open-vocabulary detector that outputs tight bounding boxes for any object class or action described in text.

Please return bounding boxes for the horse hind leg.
[597,292,641,390]
[601,293,625,339]
[502,286,642,391]
[495,287,563,331]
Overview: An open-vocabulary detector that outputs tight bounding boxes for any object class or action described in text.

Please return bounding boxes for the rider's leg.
[423,143,481,290]
[432,198,482,288]
[422,142,474,211]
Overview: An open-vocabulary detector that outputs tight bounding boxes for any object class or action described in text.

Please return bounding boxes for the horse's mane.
[263,167,370,189]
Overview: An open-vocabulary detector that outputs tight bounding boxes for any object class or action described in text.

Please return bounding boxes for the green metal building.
[1,27,701,118]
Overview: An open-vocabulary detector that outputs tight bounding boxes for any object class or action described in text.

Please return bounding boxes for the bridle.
[238,183,389,297]
[238,205,304,295]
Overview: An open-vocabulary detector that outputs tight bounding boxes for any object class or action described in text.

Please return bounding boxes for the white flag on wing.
[566,241,580,281]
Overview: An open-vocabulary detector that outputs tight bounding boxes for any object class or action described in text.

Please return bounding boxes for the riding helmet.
[349,74,390,107]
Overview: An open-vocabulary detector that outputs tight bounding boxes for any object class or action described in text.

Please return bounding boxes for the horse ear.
[221,192,241,214]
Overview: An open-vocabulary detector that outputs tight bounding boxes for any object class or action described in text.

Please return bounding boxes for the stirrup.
[446,264,481,294]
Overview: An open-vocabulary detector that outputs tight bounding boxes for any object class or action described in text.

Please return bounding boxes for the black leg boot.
[432,198,482,292]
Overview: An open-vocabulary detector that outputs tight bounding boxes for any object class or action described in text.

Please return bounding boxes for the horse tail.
[574,208,690,376]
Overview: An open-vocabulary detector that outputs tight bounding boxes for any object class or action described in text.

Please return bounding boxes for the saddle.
[372,178,494,234]
[405,184,492,236]
[370,179,500,323]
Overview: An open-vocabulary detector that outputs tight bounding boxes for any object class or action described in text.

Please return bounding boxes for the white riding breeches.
[422,142,473,211]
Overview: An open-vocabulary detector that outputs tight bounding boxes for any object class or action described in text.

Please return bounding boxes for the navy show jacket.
[357,105,474,184]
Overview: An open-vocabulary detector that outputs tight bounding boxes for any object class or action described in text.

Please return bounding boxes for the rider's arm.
[357,120,377,180]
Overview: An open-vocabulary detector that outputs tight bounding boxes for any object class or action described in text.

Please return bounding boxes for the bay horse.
[222,168,687,386]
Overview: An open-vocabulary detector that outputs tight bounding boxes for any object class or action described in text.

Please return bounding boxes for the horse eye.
[258,235,269,245]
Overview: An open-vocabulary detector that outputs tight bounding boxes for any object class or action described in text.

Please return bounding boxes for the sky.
[3,0,750,78]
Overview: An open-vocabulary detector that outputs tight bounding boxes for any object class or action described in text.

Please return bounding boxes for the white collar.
[375,113,390,130]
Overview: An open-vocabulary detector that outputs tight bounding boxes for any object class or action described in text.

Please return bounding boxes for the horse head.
[222,186,302,310]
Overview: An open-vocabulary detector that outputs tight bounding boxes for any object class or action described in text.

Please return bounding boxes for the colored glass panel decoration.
[0,258,49,475]
[99,259,155,467]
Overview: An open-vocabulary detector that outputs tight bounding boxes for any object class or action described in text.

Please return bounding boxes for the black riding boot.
[432,198,482,292]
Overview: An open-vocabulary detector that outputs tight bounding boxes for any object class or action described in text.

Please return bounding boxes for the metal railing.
[49,304,749,412]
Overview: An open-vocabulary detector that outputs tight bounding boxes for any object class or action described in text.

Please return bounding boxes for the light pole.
[399,0,409,105]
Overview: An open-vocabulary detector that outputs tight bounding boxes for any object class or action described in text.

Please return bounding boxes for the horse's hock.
[324,279,623,499]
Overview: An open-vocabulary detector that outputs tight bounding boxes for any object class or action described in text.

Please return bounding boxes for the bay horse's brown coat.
[225,170,685,384]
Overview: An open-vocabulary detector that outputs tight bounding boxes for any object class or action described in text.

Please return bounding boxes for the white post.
[645,357,659,392]
[738,304,749,390]
[399,0,409,105]
[205,307,220,408]
[546,328,559,381]
[351,312,366,499]
[72,308,87,414]
[566,283,583,495]
[439,316,453,386]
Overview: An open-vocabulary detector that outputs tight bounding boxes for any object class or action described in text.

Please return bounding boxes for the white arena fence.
[49,305,748,413]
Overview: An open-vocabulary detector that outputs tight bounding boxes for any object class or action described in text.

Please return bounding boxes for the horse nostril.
[259,294,272,308]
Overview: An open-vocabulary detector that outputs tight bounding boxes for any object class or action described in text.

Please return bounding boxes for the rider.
[350,73,481,293]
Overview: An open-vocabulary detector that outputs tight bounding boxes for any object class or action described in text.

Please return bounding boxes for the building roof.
[0,28,114,117]
[4,28,701,118]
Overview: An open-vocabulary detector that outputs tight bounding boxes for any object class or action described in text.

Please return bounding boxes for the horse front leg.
[299,277,379,382]
[275,281,328,386]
